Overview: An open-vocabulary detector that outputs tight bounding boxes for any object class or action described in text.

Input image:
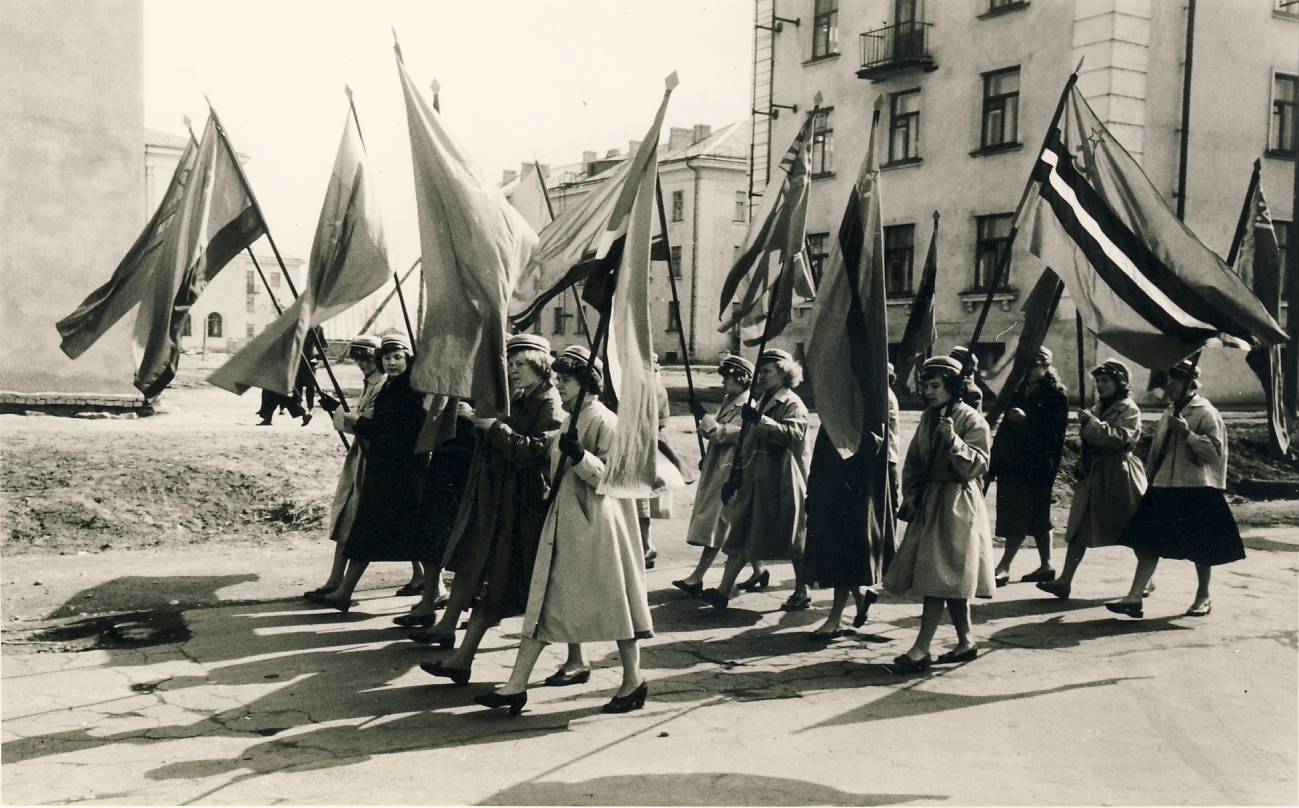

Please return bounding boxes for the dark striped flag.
[1025,84,1286,371]
[985,267,1065,429]
[893,212,939,392]
[716,104,817,344]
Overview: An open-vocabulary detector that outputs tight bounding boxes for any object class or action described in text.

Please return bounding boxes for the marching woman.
[673,355,767,597]
[1038,359,1147,599]
[884,356,995,671]
[988,347,1069,587]
[315,332,430,613]
[1106,359,1244,619]
[475,346,652,716]
[701,349,813,612]
[417,335,569,683]
[948,345,985,411]
[304,334,384,599]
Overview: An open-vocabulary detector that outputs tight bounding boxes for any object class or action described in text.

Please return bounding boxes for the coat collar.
[760,386,797,413]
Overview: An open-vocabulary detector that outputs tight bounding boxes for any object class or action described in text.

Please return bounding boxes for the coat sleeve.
[1083,400,1141,452]
[710,422,743,445]
[486,395,562,466]
[1184,406,1225,467]
[946,410,991,482]
[754,397,808,449]
[900,422,928,504]
[568,414,612,488]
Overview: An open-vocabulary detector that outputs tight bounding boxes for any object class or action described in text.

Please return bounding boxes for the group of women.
[308,330,1247,715]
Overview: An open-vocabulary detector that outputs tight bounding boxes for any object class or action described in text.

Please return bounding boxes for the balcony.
[857,22,936,81]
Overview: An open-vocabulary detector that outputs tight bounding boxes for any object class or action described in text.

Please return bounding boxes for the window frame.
[812,0,838,59]
[733,190,747,222]
[980,66,1021,151]
[883,223,916,298]
[666,301,682,333]
[669,245,684,278]
[206,312,223,339]
[973,213,1015,291]
[1270,72,1297,158]
[671,190,684,222]
[806,232,830,287]
[552,304,568,336]
[811,107,835,177]
[888,89,922,164]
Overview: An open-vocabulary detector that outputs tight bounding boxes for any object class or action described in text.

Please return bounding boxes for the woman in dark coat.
[311,333,429,613]
[988,347,1068,587]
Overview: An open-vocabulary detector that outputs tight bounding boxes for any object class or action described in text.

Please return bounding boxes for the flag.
[504,162,554,232]
[984,268,1066,429]
[208,102,390,397]
[397,52,537,418]
[893,212,939,392]
[1230,165,1289,456]
[716,106,818,343]
[595,73,683,498]
[56,138,201,362]
[1023,83,1287,371]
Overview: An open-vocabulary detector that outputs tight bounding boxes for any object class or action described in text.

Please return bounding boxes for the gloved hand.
[688,398,707,421]
[318,393,340,414]
[558,433,584,463]
[721,477,739,504]
[740,404,761,425]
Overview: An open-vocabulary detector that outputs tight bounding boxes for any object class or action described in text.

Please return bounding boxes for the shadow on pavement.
[480,772,944,805]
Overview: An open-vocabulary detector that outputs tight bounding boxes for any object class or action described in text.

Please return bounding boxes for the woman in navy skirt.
[1106,359,1244,619]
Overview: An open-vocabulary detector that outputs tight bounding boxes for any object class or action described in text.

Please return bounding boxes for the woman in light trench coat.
[474,345,652,717]
[885,356,996,672]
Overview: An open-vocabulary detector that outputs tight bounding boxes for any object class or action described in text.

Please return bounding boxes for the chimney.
[605,147,621,158]
[582,150,597,163]
[628,139,641,156]
[520,162,533,177]
[692,124,712,144]
[668,127,693,152]
[501,168,518,184]
[538,163,550,177]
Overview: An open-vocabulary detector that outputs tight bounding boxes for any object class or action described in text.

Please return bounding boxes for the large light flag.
[208,98,390,397]
[598,73,683,498]
[397,47,537,418]
[716,101,819,344]
[1023,82,1287,371]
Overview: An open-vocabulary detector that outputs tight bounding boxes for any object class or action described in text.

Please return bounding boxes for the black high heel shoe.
[601,681,648,713]
[700,588,729,612]
[409,629,455,649]
[420,660,471,685]
[852,589,879,628]
[671,579,703,597]
[393,612,437,628]
[736,569,770,592]
[475,690,527,716]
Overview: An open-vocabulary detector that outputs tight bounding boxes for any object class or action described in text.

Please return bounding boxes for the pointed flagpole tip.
[392,26,403,57]
[813,91,824,106]
[430,78,440,95]
[932,210,940,222]
[665,71,679,91]
[202,93,214,109]
[872,96,884,112]
[182,114,193,130]
[344,84,353,99]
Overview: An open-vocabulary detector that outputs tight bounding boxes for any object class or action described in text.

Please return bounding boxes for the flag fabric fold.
[208,105,390,397]
[893,213,939,392]
[985,268,1066,428]
[716,108,817,343]
[57,137,201,362]
[596,76,683,498]
[397,53,538,418]
[1230,169,1290,456]
[1023,83,1286,371]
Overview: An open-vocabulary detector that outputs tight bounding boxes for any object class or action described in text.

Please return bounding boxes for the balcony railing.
[857,21,936,80]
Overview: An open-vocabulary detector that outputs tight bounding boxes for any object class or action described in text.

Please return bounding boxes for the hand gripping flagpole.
[654,176,707,459]
[203,98,353,418]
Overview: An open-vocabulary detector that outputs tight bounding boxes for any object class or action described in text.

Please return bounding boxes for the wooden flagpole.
[655,176,707,458]
[359,258,421,333]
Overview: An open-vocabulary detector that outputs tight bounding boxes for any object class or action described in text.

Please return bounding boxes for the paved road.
[3,520,1296,805]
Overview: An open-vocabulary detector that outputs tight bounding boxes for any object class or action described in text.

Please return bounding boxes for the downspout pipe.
[686,156,703,358]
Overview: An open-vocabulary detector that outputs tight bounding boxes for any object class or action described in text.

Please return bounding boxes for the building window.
[806,232,829,287]
[181,314,192,338]
[987,0,1028,11]
[889,89,921,163]
[206,312,223,338]
[671,190,684,222]
[666,301,681,333]
[812,0,838,58]
[884,224,916,297]
[1271,73,1297,157]
[1276,0,1299,17]
[1277,220,1291,288]
[669,245,683,278]
[246,294,256,314]
[974,214,1014,290]
[981,67,1021,150]
[734,191,747,222]
[269,273,281,288]
[811,108,834,176]
[245,270,256,295]
[552,305,568,336]
[246,321,256,337]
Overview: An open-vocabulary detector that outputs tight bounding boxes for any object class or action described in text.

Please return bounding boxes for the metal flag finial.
[392,26,403,58]
[344,84,353,100]
[813,91,823,106]
[665,71,679,91]
[430,78,440,96]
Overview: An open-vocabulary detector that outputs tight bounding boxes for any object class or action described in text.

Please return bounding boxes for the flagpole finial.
[813,91,823,106]
[1073,55,1085,74]
[344,84,353,100]
[182,114,192,130]
[932,209,940,223]
[430,78,440,96]
[392,26,403,58]
[664,71,679,91]
[203,93,214,110]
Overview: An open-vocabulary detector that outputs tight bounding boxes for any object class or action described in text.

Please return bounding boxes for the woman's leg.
[682,547,720,587]
[407,568,443,617]
[791,559,808,600]
[813,586,851,634]
[440,608,493,671]
[328,559,370,602]
[498,637,548,695]
[1055,541,1086,588]
[1190,564,1212,610]
[1033,531,1054,571]
[614,638,643,697]
[903,596,946,660]
[317,541,348,592]
[405,561,424,589]
[427,569,478,634]
[715,552,747,598]
[561,643,588,674]
[995,535,1026,579]
[945,598,975,652]
[1116,551,1160,604]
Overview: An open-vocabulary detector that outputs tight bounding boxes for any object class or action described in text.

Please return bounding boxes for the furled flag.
[716,101,819,344]
[892,211,940,393]
[208,97,390,397]
[57,136,200,362]
[984,267,1066,429]
[596,73,685,498]
[1229,161,1289,456]
[1023,82,1287,371]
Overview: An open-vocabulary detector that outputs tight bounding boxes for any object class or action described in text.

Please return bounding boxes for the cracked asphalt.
[3,517,1296,805]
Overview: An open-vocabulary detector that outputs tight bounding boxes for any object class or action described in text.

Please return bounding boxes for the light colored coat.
[522,399,652,643]
[327,371,385,543]
[1146,394,1227,489]
[1065,396,1147,547]
[722,386,813,561]
[684,390,749,548]
[884,401,995,599]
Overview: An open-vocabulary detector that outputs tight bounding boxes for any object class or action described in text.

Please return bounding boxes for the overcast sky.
[144,0,752,268]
